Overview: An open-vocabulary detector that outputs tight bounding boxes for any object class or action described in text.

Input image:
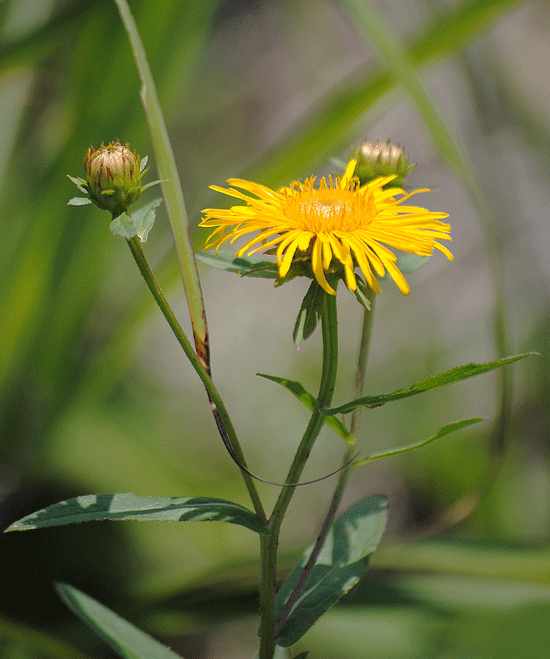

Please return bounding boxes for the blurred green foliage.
[1,0,549,657]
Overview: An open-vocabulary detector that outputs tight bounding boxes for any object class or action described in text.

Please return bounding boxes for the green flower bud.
[83,139,147,216]
[352,140,415,188]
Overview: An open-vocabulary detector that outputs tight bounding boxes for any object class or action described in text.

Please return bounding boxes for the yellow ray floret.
[200,160,452,295]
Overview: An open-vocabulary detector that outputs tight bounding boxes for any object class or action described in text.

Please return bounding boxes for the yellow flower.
[200,160,452,296]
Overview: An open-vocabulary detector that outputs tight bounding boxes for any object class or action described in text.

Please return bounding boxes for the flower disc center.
[297,190,368,232]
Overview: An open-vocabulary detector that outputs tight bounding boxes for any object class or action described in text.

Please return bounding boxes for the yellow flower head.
[200,160,452,296]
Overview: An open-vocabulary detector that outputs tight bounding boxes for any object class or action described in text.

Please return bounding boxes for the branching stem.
[126,236,266,524]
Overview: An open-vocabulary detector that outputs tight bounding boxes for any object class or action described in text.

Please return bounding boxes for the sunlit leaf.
[6,493,268,535]
[66,174,88,194]
[258,373,355,445]
[56,584,185,659]
[68,197,92,206]
[109,198,162,242]
[275,495,388,647]
[352,417,485,468]
[323,353,538,415]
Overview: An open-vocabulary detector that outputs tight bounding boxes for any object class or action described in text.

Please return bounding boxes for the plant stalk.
[259,292,339,658]
[350,295,376,438]
[126,236,266,523]
[274,443,355,637]
[114,0,210,371]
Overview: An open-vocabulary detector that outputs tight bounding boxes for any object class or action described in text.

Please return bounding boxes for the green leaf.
[67,174,88,194]
[6,493,268,535]
[109,198,162,242]
[258,373,355,445]
[293,280,326,346]
[195,250,279,279]
[114,0,210,354]
[134,198,162,242]
[56,583,185,659]
[374,538,550,584]
[275,495,388,647]
[393,253,430,275]
[109,213,139,240]
[323,353,538,415]
[141,178,165,193]
[352,417,485,468]
[353,276,371,310]
[68,197,92,206]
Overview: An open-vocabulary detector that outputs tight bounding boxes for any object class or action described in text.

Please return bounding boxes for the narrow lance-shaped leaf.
[195,250,279,279]
[323,353,538,416]
[352,417,485,468]
[56,584,185,659]
[258,373,355,445]
[275,495,388,648]
[67,174,89,195]
[6,493,268,535]
[352,275,371,310]
[293,280,326,346]
[113,0,208,352]
[68,196,92,206]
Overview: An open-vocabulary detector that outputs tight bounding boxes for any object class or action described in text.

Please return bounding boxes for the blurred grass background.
[1,0,549,657]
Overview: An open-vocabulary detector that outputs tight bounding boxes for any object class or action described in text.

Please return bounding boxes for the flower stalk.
[350,294,376,438]
[259,291,339,658]
[274,443,356,638]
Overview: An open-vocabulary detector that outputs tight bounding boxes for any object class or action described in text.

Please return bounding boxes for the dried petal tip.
[83,139,146,216]
[353,140,415,187]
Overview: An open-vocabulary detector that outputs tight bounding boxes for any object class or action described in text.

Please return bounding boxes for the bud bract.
[353,140,415,187]
[83,140,146,216]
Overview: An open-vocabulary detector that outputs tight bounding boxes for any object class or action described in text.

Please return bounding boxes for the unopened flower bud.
[353,140,415,187]
[84,139,146,216]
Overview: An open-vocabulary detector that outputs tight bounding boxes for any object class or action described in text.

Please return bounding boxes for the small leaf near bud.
[352,139,416,188]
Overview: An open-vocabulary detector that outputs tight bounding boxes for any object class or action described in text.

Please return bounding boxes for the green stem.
[259,292,339,659]
[273,294,374,639]
[350,294,376,438]
[126,236,266,523]
[274,443,355,637]
[113,0,210,370]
